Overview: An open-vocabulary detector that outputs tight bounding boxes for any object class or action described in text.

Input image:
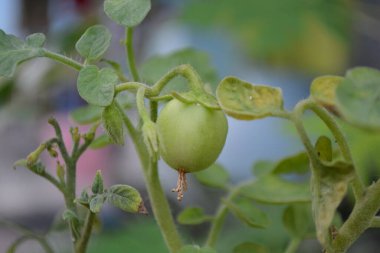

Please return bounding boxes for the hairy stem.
[117,101,183,252]
[126,27,140,81]
[330,180,380,252]
[150,64,204,96]
[75,211,96,253]
[292,100,320,169]
[42,49,83,71]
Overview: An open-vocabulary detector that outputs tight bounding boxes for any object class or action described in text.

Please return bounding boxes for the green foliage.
[89,134,112,149]
[102,101,125,145]
[233,242,268,253]
[104,0,151,27]
[0,30,45,77]
[177,207,213,225]
[272,152,309,174]
[224,197,269,229]
[217,77,283,120]
[310,76,343,111]
[193,163,230,189]
[107,184,143,213]
[77,66,117,106]
[181,0,351,73]
[140,48,218,93]
[336,67,380,131]
[282,203,314,239]
[240,174,310,204]
[89,194,106,213]
[70,105,102,125]
[75,25,112,62]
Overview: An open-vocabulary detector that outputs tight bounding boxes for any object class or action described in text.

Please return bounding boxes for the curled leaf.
[216,76,283,120]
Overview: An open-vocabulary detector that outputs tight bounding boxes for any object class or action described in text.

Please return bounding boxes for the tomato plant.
[1,1,380,253]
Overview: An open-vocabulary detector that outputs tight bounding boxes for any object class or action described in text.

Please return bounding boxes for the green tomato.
[157,98,228,173]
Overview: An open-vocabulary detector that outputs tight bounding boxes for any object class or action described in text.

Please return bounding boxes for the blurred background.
[1,0,380,252]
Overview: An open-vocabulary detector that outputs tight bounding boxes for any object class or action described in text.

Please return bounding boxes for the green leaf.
[90,194,106,213]
[240,174,311,204]
[315,135,333,162]
[26,33,46,47]
[336,67,380,131]
[90,134,112,149]
[283,203,314,238]
[193,163,229,189]
[233,242,268,253]
[140,48,218,93]
[310,75,343,110]
[102,101,124,145]
[77,65,117,107]
[179,245,216,253]
[272,152,309,175]
[177,207,213,225]
[311,159,354,246]
[0,30,45,77]
[216,76,283,120]
[104,0,151,27]
[107,184,144,213]
[92,170,104,194]
[251,160,276,178]
[70,105,102,125]
[75,25,112,61]
[224,197,269,228]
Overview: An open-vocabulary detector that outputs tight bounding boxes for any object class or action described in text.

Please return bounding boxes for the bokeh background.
[1,0,380,252]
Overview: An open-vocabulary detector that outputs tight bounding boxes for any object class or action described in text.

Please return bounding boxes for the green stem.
[7,235,54,253]
[307,102,364,199]
[42,49,83,71]
[136,88,150,122]
[292,100,320,169]
[75,211,96,253]
[39,170,65,194]
[143,159,183,253]
[205,187,240,247]
[126,27,140,81]
[330,179,380,252]
[115,82,148,94]
[117,101,183,253]
[205,205,229,247]
[284,238,301,253]
[150,64,204,96]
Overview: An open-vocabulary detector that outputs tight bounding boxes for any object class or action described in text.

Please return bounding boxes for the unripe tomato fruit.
[157,98,228,173]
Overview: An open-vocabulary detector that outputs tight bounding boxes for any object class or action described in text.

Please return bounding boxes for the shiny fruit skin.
[157,98,228,172]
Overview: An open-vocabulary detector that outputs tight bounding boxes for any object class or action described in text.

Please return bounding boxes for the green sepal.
[102,101,125,145]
